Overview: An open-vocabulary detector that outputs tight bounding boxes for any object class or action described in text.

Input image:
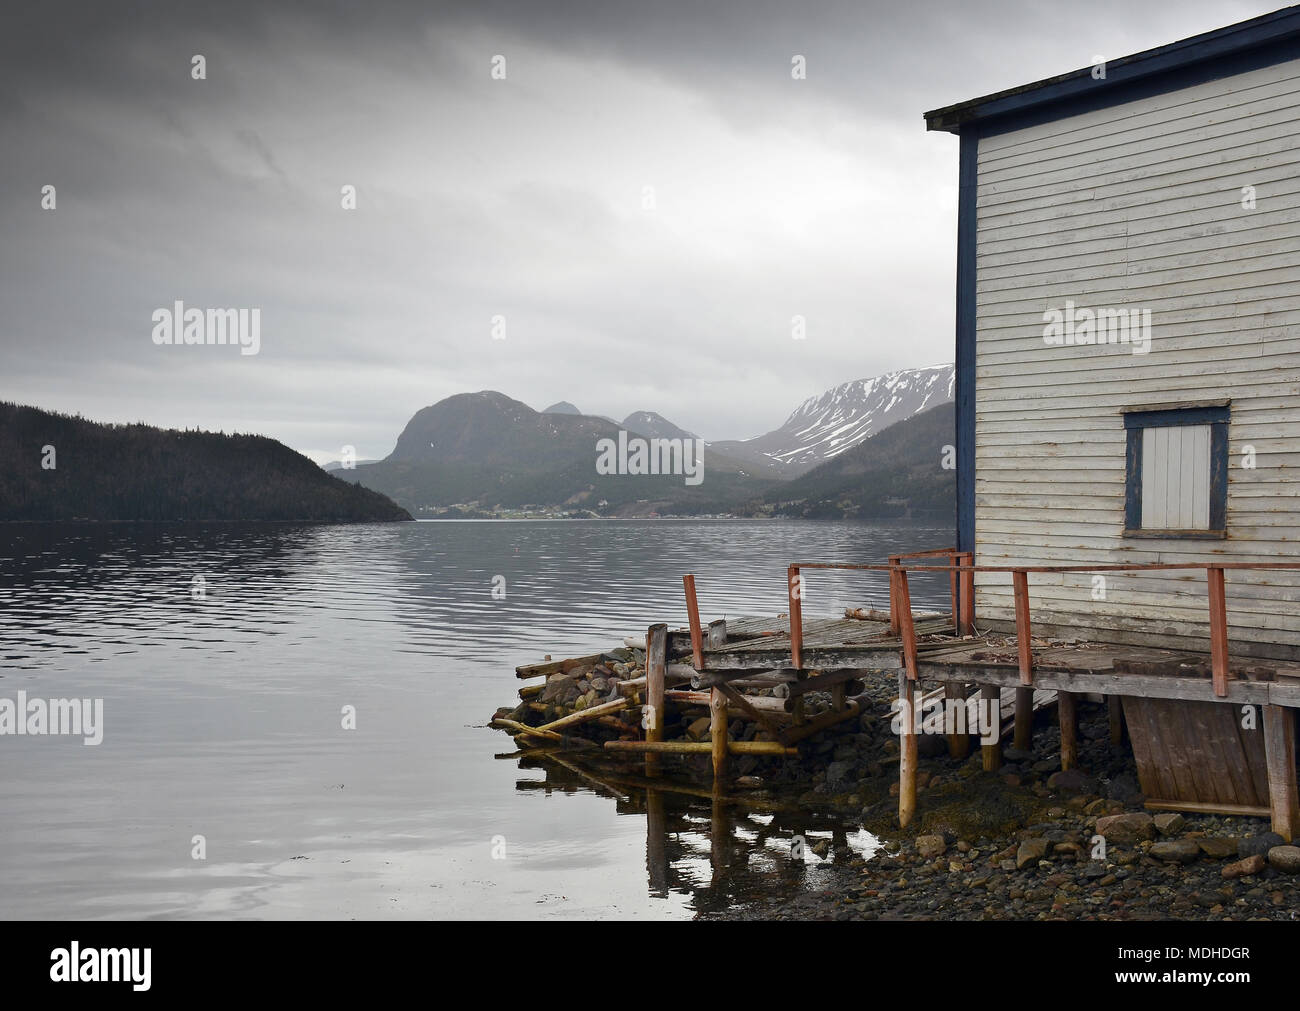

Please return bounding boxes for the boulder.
[916,834,947,859]
[1016,838,1050,869]
[1196,837,1240,859]
[1095,812,1155,844]
[1149,839,1200,864]
[1267,845,1300,873]
[1153,812,1186,836]
[1222,854,1266,879]
[1047,769,1097,794]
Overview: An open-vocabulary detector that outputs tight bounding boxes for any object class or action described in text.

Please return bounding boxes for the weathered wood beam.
[683,574,705,669]
[1264,704,1299,842]
[1207,566,1229,698]
[603,740,797,756]
[981,685,1001,771]
[710,688,728,780]
[1058,691,1078,771]
[899,674,917,828]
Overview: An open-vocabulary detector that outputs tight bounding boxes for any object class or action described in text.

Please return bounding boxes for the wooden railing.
[787,555,1300,698]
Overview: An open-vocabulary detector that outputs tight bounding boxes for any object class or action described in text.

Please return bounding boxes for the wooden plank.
[515,652,605,679]
[1012,569,1033,686]
[899,675,917,828]
[710,687,728,781]
[683,574,705,669]
[788,565,803,670]
[645,623,667,746]
[707,619,727,649]
[1264,704,1299,842]
[1207,567,1230,697]
[981,685,1001,771]
[894,569,919,681]
[1058,690,1077,771]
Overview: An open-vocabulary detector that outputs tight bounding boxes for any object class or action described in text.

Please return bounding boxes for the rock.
[918,735,948,758]
[1095,813,1155,844]
[1267,846,1300,873]
[1016,838,1050,869]
[1196,837,1239,859]
[1222,854,1266,879]
[1002,747,1033,763]
[1149,839,1200,864]
[916,834,947,859]
[825,760,854,789]
[1047,769,1097,794]
[686,716,712,740]
[1238,832,1286,858]
[1105,773,1142,803]
[1152,813,1185,836]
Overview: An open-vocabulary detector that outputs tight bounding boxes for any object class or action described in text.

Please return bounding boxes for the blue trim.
[926,9,1300,135]
[1124,428,1142,530]
[1211,423,1229,531]
[955,130,978,560]
[1123,405,1230,429]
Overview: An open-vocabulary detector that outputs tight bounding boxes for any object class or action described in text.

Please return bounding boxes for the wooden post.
[1207,567,1229,697]
[1058,690,1077,771]
[1012,569,1033,687]
[888,555,901,635]
[788,565,803,670]
[980,685,1001,771]
[958,551,975,636]
[1107,695,1125,747]
[894,567,919,681]
[646,623,667,776]
[1263,705,1298,842]
[1014,687,1034,752]
[707,619,727,649]
[899,673,918,828]
[710,687,728,781]
[683,574,705,669]
[945,682,970,759]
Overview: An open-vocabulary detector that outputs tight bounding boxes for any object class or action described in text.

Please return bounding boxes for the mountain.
[763,402,955,521]
[621,411,698,441]
[0,402,412,522]
[542,401,582,415]
[711,364,954,478]
[335,392,775,516]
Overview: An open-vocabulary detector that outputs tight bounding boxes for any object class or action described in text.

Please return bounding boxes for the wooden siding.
[1141,423,1212,530]
[973,57,1300,656]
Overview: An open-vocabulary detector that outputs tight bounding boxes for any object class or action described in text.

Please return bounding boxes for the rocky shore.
[497,645,1300,920]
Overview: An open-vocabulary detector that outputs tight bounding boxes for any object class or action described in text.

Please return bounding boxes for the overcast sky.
[0,0,1275,461]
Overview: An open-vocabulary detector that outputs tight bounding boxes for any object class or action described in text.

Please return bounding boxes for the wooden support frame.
[980,685,1001,771]
[645,623,667,746]
[1207,566,1229,697]
[945,682,971,759]
[788,565,804,670]
[683,574,705,669]
[1058,690,1078,771]
[957,551,975,636]
[710,688,729,779]
[899,673,917,828]
[892,567,919,680]
[1012,569,1033,687]
[1263,704,1298,842]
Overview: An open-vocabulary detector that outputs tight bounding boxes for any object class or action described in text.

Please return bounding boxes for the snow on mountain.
[710,364,954,477]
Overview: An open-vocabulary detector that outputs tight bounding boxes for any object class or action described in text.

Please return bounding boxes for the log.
[534,697,629,734]
[980,685,1001,771]
[1264,704,1299,842]
[710,688,728,779]
[782,698,862,745]
[899,674,917,829]
[490,718,596,749]
[516,653,604,679]
[1058,690,1078,771]
[603,740,798,756]
[945,682,971,759]
[645,624,667,745]
[717,684,788,741]
[684,574,705,668]
[1013,686,1034,751]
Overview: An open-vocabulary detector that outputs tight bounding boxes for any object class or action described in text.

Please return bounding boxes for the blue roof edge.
[924,6,1300,134]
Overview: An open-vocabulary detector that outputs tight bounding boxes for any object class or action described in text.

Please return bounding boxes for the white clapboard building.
[926,8,1300,658]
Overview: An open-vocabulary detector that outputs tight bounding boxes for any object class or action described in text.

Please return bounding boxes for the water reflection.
[509,752,881,915]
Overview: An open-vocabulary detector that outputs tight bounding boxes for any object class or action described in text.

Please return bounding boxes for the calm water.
[0,519,952,919]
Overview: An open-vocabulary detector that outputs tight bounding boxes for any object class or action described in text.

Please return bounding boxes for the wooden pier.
[504,547,1300,842]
